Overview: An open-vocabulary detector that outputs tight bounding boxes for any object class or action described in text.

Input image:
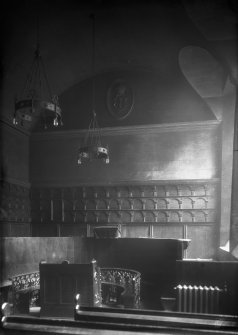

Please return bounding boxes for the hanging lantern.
[13,21,63,129]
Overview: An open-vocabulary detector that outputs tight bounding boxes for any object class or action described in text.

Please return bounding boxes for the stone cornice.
[31,120,220,141]
[0,119,30,137]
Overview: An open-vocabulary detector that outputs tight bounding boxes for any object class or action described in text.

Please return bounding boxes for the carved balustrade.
[100,268,141,308]
[11,271,40,313]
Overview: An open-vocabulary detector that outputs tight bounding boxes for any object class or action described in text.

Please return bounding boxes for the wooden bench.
[40,260,102,317]
[2,302,237,334]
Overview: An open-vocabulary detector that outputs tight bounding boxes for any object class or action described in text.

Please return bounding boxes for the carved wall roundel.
[107,79,134,120]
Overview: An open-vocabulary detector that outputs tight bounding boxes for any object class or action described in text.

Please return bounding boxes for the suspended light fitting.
[13,19,63,129]
[77,14,109,165]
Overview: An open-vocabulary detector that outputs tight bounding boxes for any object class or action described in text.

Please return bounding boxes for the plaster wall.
[0,237,74,282]
[30,122,220,186]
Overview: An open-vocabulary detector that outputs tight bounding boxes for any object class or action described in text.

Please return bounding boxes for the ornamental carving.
[107,79,134,120]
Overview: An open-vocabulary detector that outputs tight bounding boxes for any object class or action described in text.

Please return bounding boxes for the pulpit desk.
[75,237,189,310]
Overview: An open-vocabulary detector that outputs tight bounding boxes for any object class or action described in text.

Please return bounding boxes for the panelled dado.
[0,180,31,236]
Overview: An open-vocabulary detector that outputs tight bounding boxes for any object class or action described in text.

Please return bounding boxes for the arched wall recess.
[182,0,237,41]
[179,46,227,100]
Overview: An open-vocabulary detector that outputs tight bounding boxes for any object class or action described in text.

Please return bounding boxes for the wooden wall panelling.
[1,237,75,282]
[9,223,31,237]
[29,180,219,258]
[0,181,31,223]
[186,225,216,259]
[0,223,11,236]
[31,188,41,223]
[0,222,31,237]
[152,224,184,239]
[121,224,150,238]
[62,188,74,223]
[59,223,87,237]
[40,188,52,223]
[52,188,62,223]
[31,223,59,237]
[0,181,31,236]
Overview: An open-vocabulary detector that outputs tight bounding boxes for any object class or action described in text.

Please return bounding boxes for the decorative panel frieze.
[28,180,220,257]
[31,181,218,227]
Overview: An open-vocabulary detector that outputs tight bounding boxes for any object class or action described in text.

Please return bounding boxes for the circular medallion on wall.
[107,79,134,120]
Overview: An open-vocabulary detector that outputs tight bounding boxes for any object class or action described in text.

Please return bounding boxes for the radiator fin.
[175,284,222,314]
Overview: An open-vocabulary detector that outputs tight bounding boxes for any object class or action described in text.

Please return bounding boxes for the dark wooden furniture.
[76,238,189,310]
[40,260,101,317]
[93,225,121,238]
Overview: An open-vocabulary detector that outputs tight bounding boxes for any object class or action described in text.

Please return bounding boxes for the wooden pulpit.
[75,238,189,310]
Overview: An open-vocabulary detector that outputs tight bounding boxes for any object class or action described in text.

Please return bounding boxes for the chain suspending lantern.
[77,14,109,165]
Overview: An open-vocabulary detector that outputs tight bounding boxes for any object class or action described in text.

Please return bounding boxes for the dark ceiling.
[1,0,237,130]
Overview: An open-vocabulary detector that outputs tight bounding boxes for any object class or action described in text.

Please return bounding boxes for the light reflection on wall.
[147,159,214,180]
[146,133,218,181]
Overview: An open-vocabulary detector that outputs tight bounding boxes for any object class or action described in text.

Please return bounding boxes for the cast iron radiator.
[175,284,223,314]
